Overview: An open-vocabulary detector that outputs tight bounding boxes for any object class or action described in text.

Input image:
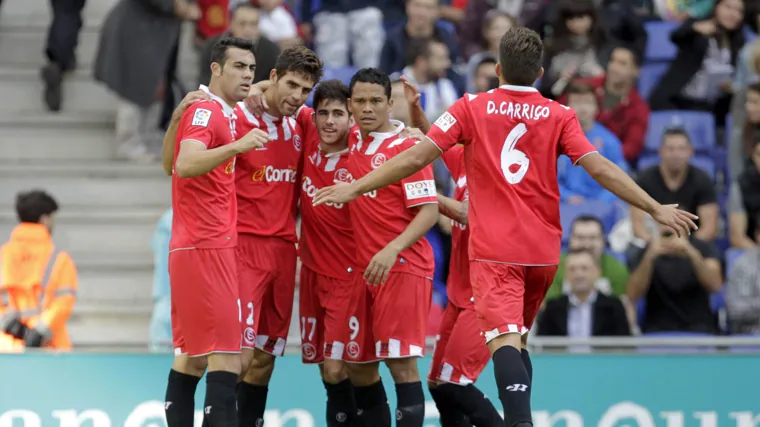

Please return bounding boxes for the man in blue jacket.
[558,82,629,204]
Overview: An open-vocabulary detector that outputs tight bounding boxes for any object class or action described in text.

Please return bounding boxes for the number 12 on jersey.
[501,123,530,184]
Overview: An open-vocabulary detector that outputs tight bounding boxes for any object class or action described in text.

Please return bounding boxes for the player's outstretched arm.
[161,90,212,175]
[578,153,699,237]
[365,203,439,286]
[175,129,269,178]
[437,194,468,225]
[313,140,442,206]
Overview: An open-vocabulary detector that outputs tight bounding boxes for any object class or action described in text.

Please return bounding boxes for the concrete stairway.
[0,0,166,348]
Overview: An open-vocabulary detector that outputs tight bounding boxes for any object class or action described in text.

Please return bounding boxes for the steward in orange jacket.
[0,190,77,351]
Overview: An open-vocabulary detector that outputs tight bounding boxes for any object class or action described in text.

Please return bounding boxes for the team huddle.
[161,27,698,427]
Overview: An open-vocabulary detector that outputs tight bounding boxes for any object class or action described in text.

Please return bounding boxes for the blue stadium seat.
[726,248,746,273]
[637,154,715,179]
[323,66,358,85]
[638,63,669,100]
[710,287,726,312]
[644,21,679,61]
[559,200,619,243]
[644,111,716,155]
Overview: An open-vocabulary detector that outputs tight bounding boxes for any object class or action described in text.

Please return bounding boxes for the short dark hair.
[566,81,596,97]
[498,27,544,86]
[565,247,600,266]
[15,190,58,223]
[349,68,392,100]
[405,37,433,67]
[611,43,642,68]
[661,127,691,146]
[209,36,256,67]
[274,46,324,83]
[313,79,350,111]
[571,215,604,234]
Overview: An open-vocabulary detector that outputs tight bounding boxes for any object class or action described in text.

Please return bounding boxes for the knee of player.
[173,355,208,377]
[385,358,420,383]
[427,380,438,390]
[521,333,529,348]
[322,360,348,383]
[250,351,276,372]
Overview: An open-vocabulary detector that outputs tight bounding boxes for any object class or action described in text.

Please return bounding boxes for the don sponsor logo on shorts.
[251,165,298,183]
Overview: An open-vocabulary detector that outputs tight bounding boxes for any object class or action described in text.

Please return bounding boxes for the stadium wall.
[0,353,758,427]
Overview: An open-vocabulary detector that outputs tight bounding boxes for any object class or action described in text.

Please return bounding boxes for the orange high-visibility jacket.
[0,223,78,350]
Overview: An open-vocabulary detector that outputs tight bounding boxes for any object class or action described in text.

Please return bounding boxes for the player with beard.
[232,46,323,427]
[162,37,269,427]
[315,27,698,427]
[161,46,323,427]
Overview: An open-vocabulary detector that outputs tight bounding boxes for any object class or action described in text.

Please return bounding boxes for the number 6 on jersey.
[501,123,530,184]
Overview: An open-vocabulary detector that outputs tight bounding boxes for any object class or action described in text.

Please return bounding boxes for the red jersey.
[170,97,238,251]
[440,145,471,308]
[297,108,356,280]
[426,85,598,265]
[234,104,309,242]
[347,121,438,277]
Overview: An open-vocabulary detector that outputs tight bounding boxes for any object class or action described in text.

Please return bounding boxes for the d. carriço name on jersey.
[486,101,551,120]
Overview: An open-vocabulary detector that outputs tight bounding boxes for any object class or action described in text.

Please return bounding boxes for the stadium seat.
[559,200,619,243]
[726,248,746,273]
[644,111,716,155]
[644,21,679,61]
[638,63,669,100]
[636,154,715,179]
[710,287,726,312]
[324,66,358,85]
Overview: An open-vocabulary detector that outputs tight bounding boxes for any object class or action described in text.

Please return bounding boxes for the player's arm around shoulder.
[161,91,212,176]
[175,103,270,178]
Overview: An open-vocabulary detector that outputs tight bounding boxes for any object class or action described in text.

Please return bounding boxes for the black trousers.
[45,0,87,71]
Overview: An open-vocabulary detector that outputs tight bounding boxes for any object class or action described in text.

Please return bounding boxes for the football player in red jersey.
[232,46,323,427]
[296,80,361,427]
[315,27,698,427]
[400,78,503,427]
[335,68,439,427]
[164,37,270,427]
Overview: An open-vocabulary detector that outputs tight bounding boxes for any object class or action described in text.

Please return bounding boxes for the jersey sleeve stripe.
[573,150,599,166]
[424,136,445,154]
[407,200,438,208]
[180,139,208,149]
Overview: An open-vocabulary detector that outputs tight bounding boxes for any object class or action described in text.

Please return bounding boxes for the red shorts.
[298,266,357,363]
[471,261,557,343]
[428,303,490,385]
[169,248,240,357]
[237,235,297,356]
[349,272,432,361]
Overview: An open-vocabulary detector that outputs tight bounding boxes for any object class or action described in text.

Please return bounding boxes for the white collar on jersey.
[320,146,349,157]
[199,85,236,117]
[369,120,405,140]
[498,84,538,92]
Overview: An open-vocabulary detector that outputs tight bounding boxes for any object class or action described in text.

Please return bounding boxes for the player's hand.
[235,128,271,153]
[365,246,399,286]
[172,90,212,122]
[401,127,426,141]
[651,204,699,238]
[693,20,716,36]
[244,81,273,115]
[400,75,421,105]
[313,181,361,206]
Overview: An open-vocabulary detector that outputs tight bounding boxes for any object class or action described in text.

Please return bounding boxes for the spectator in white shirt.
[257,0,301,49]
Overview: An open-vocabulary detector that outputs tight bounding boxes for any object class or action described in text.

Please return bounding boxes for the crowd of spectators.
[19,0,755,349]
